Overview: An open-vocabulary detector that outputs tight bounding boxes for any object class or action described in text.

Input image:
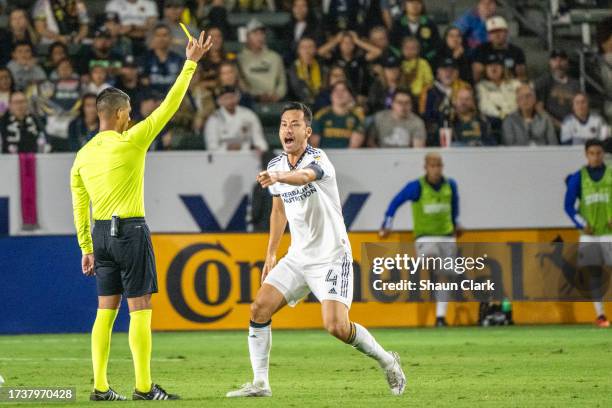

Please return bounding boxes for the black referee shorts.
[92,217,158,298]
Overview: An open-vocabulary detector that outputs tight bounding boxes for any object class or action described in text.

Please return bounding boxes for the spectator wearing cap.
[199,26,237,91]
[43,41,69,77]
[453,0,496,53]
[472,16,526,82]
[502,84,557,145]
[105,0,158,53]
[282,0,323,64]
[441,26,472,83]
[204,86,268,152]
[0,91,48,153]
[313,64,347,112]
[141,23,185,94]
[435,87,494,146]
[367,53,401,114]
[560,93,610,145]
[312,81,365,148]
[476,53,520,140]
[102,12,133,58]
[0,68,14,117]
[367,88,426,147]
[398,36,433,100]
[76,27,124,77]
[420,56,470,140]
[322,0,383,38]
[114,56,147,110]
[389,0,442,66]
[67,93,98,150]
[7,42,46,91]
[238,19,287,102]
[162,0,198,56]
[288,37,325,105]
[32,0,89,44]
[534,49,580,130]
[0,9,38,66]
[318,30,381,104]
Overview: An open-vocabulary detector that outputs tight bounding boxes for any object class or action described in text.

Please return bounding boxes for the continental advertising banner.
[151,230,608,330]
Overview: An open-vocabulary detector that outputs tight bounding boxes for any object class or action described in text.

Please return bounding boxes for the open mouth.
[283,137,295,147]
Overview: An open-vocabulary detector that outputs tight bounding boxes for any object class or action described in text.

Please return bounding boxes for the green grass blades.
[0,326,610,407]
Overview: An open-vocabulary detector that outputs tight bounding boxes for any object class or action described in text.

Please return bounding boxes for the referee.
[70,31,212,401]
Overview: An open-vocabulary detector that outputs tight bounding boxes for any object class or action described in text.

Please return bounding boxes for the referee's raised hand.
[186,31,213,63]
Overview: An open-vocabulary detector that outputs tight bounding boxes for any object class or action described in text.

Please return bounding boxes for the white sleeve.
[204,116,222,151]
[560,118,572,144]
[249,111,268,151]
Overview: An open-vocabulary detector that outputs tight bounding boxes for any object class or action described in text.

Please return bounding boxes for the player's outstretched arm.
[128,31,213,149]
[262,196,287,282]
[257,168,317,188]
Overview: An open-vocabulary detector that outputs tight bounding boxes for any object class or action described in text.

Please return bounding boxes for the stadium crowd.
[0,0,610,153]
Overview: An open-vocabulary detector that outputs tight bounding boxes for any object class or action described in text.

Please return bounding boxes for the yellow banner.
[151,230,606,330]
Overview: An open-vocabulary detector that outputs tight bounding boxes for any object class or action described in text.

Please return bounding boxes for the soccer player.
[380,152,460,327]
[70,31,213,401]
[564,139,610,328]
[226,102,406,398]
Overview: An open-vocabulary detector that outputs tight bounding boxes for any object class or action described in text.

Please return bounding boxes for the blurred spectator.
[218,61,255,109]
[0,68,14,117]
[441,26,472,83]
[238,19,286,102]
[390,0,442,66]
[101,12,133,58]
[282,0,322,63]
[476,53,520,137]
[188,66,216,133]
[83,65,112,95]
[398,36,433,100]
[194,0,232,40]
[199,26,237,91]
[233,0,275,12]
[0,91,48,153]
[381,0,404,29]
[141,24,185,93]
[419,57,470,138]
[288,37,324,105]
[204,86,268,152]
[322,0,382,37]
[162,0,198,56]
[0,8,38,66]
[319,31,381,103]
[114,56,146,111]
[105,0,158,54]
[561,93,610,145]
[67,93,98,150]
[534,49,580,131]
[249,150,276,232]
[33,58,81,151]
[7,41,47,91]
[43,41,68,77]
[502,84,557,146]
[369,26,396,61]
[595,18,612,125]
[77,28,124,77]
[472,16,526,82]
[32,0,89,44]
[453,0,496,53]
[435,87,493,146]
[367,88,426,147]
[313,64,347,111]
[367,53,401,114]
[311,81,365,148]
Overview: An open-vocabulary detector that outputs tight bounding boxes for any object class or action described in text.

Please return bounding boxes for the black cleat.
[132,383,180,400]
[90,387,127,401]
[435,317,448,327]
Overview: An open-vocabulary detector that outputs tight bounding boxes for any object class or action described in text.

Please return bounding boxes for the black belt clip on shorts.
[110,215,120,237]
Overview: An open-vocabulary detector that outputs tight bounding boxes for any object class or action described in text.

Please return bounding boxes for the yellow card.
[179,23,192,40]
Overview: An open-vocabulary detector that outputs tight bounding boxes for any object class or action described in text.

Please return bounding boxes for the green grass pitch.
[0,326,610,407]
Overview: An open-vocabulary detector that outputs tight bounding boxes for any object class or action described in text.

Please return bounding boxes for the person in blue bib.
[380,152,460,326]
[564,138,610,328]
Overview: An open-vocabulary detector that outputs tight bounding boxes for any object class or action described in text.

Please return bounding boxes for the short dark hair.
[330,80,354,97]
[96,87,130,117]
[585,138,604,151]
[393,88,412,101]
[281,102,313,126]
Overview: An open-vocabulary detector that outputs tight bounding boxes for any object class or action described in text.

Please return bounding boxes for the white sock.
[593,301,605,317]
[248,321,271,388]
[350,322,394,369]
[436,302,448,318]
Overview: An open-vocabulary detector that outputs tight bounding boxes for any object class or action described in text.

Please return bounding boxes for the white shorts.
[264,253,354,309]
[415,236,457,276]
[578,235,612,266]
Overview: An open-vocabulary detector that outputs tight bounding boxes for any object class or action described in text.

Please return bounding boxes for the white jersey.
[560,113,610,145]
[267,146,351,265]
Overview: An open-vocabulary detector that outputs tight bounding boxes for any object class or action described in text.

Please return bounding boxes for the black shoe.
[90,387,127,401]
[132,383,180,400]
[435,317,448,327]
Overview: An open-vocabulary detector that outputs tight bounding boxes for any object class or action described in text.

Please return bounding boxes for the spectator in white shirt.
[561,93,610,145]
[204,86,268,153]
[105,0,158,44]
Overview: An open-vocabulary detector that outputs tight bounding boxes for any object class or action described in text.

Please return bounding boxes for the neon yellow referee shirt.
[70,60,197,254]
